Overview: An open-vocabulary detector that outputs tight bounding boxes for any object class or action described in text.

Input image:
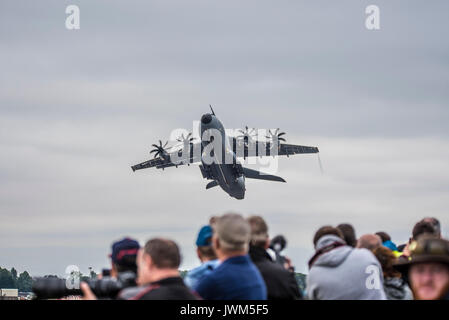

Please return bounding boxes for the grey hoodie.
[383,277,413,300]
[306,234,386,300]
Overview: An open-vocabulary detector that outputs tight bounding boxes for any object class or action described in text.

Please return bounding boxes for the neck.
[218,250,247,262]
[144,269,180,284]
[201,257,216,262]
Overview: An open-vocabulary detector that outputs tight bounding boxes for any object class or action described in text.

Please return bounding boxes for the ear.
[143,252,153,269]
[110,264,118,277]
[264,238,270,250]
[212,235,220,251]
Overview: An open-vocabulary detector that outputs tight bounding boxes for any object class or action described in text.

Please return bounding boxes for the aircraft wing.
[277,143,319,156]
[131,144,202,172]
[231,138,319,158]
[131,158,166,171]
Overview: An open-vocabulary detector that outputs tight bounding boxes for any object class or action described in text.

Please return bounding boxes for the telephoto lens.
[32,277,82,299]
[32,272,137,299]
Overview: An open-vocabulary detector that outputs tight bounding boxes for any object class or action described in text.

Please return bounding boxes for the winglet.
[209,104,215,115]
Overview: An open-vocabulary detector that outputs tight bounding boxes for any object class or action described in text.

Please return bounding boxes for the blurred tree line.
[0,266,98,293]
[0,267,33,292]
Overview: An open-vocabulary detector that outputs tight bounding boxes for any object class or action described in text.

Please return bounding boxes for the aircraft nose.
[201,113,212,124]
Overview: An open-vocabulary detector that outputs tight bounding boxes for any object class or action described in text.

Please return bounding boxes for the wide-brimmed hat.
[394,237,449,274]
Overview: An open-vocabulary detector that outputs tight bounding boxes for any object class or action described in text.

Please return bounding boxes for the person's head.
[412,221,437,241]
[375,232,391,243]
[373,246,401,279]
[421,217,441,238]
[212,213,250,260]
[395,237,449,300]
[313,226,344,248]
[247,216,270,249]
[110,237,140,277]
[337,223,357,247]
[356,234,382,251]
[209,216,219,226]
[137,238,181,285]
[195,225,217,262]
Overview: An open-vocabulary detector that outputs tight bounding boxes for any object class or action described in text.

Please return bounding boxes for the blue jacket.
[195,255,267,300]
[184,259,220,290]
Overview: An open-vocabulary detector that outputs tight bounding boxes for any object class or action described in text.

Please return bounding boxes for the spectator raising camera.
[82,238,198,300]
[247,216,302,300]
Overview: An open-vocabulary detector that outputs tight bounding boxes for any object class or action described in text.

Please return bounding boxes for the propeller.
[237,126,256,144]
[150,140,169,158]
[266,128,286,143]
[176,132,195,144]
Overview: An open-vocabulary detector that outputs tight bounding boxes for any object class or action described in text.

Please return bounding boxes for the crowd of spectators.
[80,215,449,300]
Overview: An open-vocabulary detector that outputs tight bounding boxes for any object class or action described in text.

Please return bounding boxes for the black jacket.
[118,277,198,300]
[249,246,302,300]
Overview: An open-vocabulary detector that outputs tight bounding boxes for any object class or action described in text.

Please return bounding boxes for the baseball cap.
[196,225,213,246]
[110,237,140,265]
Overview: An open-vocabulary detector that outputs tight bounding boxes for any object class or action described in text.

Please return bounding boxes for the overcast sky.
[1,1,448,277]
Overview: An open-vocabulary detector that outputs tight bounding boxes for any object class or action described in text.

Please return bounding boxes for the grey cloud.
[1,1,449,276]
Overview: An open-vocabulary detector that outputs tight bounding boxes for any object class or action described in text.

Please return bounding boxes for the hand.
[402,239,412,257]
[283,256,294,272]
[81,282,97,300]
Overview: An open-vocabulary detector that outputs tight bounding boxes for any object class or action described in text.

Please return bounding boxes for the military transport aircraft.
[131,107,319,199]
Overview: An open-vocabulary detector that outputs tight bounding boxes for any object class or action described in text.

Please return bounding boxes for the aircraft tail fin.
[242,167,286,183]
[206,180,219,189]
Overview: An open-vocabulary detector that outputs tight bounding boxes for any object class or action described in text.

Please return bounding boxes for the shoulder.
[350,248,379,263]
[195,269,218,293]
[257,259,286,276]
[118,284,161,300]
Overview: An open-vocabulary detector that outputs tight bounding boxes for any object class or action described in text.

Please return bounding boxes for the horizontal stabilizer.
[242,167,286,183]
[206,180,219,189]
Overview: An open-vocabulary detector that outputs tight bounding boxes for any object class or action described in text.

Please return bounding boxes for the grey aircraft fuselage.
[200,112,246,199]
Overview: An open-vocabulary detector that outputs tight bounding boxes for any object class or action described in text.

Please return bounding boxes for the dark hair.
[144,238,181,269]
[198,246,217,260]
[313,226,343,246]
[412,221,436,240]
[422,217,441,236]
[373,246,401,278]
[337,224,357,247]
[247,216,269,248]
[113,255,138,274]
[375,231,391,243]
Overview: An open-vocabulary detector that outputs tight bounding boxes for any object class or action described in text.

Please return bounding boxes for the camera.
[269,235,294,271]
[32,271,136,299]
